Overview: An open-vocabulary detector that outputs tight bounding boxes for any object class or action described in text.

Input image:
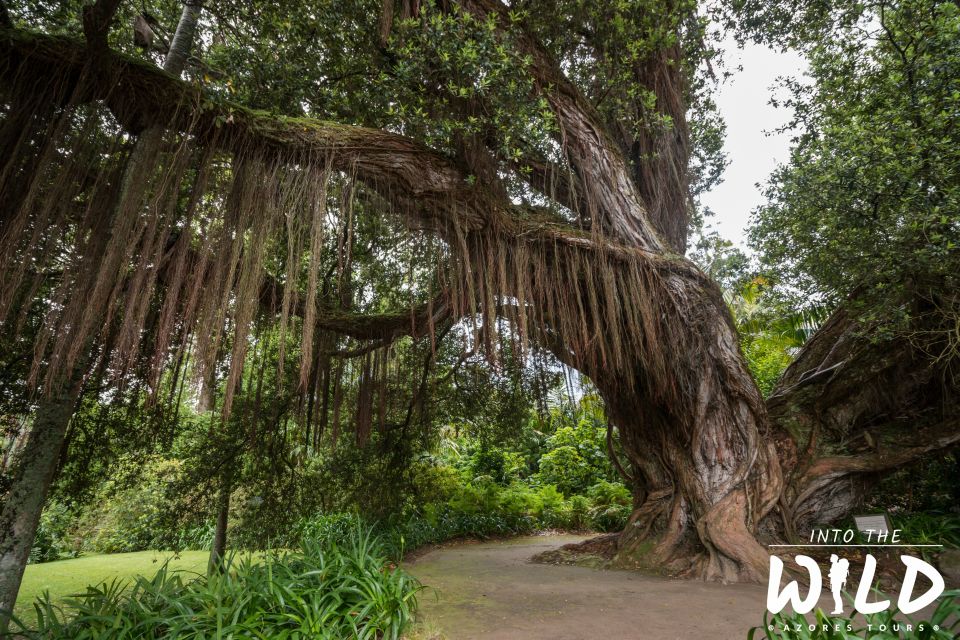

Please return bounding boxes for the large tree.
[0,0,957,623]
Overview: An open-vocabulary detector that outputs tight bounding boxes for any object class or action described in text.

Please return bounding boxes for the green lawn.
[14,550,209,624]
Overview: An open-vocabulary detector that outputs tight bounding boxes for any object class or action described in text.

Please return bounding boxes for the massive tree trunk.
[597,340,781,581]
[598,305,959,578]
[0,0,956,594]
[767,310,960,540]
[453,0,781,581]
[528,263,782,582]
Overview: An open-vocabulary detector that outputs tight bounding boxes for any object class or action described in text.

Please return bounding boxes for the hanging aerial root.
[0,25,721,427]
[443,221,709,413]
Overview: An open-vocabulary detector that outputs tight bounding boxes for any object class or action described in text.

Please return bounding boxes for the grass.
[402,620,448,640]
[15,550,210,624]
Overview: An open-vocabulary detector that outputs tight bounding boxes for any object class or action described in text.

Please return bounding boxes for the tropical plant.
[726,278,830,396]
[28,502,77,564]
[586,481,633,533]
[893,513,960,549]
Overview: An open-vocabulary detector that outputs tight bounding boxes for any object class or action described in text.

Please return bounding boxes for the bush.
[465,446,525,485]
[742,336,793,398]
[447,478,501,515]
[590,504,631,532]
[537,484,571,528]
[13,526,421,640]
[893,512,960,549]
[291,511,364,547]
[864,451,960,515]
[498,482,545,519]
[29,502,77,564]
[535,407,617,496]
[376,479,634,550]
[567,495,591,530]
[537,446,593,496]
[171,522,215,552]
[410,461,462,504]
[586,480,631,506]
[71,457,184,554]
[586,481,632,532]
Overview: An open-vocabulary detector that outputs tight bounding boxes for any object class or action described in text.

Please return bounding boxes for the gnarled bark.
[767,309,960,540]
[589,281,782,582]
[0,23,795,586]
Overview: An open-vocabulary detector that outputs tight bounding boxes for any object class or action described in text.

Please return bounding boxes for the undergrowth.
[8,526,420,640]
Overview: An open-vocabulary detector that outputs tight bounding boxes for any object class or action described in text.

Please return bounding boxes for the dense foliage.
[750,0,960,365]
[29,394,631,563]
[1,0,958,635]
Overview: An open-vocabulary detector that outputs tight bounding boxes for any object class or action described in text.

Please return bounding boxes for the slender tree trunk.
[208,472,231,574]
[161,2,203,75]
[0,5,205,625]
[0,372,82,630]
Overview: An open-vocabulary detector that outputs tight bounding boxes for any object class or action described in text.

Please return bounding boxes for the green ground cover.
[14,550,209,624]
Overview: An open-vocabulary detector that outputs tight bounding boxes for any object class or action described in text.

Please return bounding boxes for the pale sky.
[698,39,808,250]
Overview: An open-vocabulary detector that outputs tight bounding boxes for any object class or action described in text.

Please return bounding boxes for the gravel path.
[408,534,774,639]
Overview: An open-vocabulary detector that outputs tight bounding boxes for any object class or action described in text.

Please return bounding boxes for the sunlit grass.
[15,550,209,624]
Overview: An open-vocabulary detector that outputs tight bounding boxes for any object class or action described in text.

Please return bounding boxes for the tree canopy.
[752,0,960,368]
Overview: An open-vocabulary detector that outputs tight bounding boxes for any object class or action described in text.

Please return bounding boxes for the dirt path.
[407,534,773,640]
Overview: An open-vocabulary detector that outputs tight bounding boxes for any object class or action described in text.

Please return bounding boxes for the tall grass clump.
[9,526,420,639]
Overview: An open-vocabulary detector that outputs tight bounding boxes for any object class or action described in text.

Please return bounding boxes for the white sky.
[698,39,808,250]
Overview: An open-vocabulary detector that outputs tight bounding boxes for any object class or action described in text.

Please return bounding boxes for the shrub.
[13,526,421,640]
[465,446,525,485]
[71,457,184,554]
[498,482,544,519]
[742,336,793,398]
[893,512,960,549]
[586,480,631,507]
[447,478,501,515]
[537,446,593,496]
[567,495,591,530]
[292,511,364,547]
[590,503,631,532]
[29,502,77,564]
[586,480,632,532]
[862,451,960,520]
[171,522,215,552]
[537,484,571,528]
[410,461,462,504]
